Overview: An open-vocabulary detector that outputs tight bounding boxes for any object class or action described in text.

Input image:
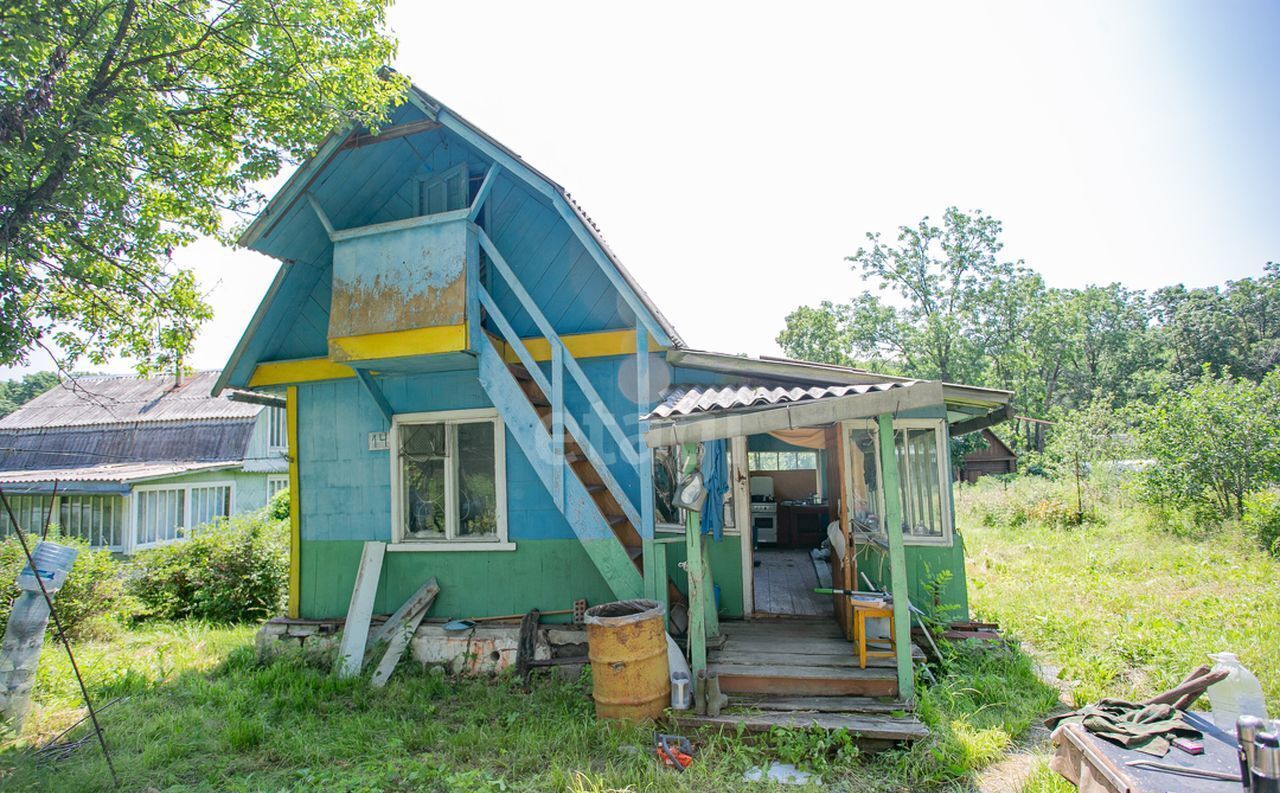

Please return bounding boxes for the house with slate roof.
[0,371,287,553]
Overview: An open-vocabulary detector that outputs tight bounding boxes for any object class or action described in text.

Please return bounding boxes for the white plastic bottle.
[1206,652,1270,730]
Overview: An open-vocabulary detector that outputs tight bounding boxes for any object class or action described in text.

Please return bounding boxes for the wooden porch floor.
[676,618,928,744]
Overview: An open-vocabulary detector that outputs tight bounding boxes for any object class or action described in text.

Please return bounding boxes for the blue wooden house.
[218,84,1011,709]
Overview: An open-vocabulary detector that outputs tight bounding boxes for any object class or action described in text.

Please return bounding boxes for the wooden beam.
[949,404,1014,437]
[329,324,468,363]
[249,357,354,388]
[339,119,442,150]
[683,443,707,679]
[468,163,502,222]
[354,369,394,425]
[305,193,336,238]
[336,541,386,677]
[286,386,301,619]
[877,414,914,702]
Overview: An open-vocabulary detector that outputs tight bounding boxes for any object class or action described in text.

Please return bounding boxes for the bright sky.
[11,1,1280,375]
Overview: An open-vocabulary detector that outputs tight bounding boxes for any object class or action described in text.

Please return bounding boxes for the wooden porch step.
[739,695,914,714]
[674,709,927,743]
[710,662,898,697]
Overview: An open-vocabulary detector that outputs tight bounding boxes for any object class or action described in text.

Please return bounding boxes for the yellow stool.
[852,602,896,669]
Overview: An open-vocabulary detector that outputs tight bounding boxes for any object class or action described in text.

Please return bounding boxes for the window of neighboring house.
[390,410,508,547]
[267,406,287,452]
[652,444,736,534]
[417,162,470,216]
[59,495,125,549]
[0,494,51,539]
[190,484,233,527]
[133,481,235,549]
[748,450,818,471]
[845,420,951,545]
[267,476,289,501]
[0,494,125,549]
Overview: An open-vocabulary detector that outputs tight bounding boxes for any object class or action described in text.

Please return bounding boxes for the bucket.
[584,599,670,722]
[16,541,78,594]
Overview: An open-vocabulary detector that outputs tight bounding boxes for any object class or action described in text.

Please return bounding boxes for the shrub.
[127,507,287,623]
[0,535,131,640]
[1130,369,1280,519]
[1242,490,1280,557]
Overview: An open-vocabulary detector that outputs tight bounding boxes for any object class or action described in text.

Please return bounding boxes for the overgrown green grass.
[0,619,1058,792]
[961,476,1280,712]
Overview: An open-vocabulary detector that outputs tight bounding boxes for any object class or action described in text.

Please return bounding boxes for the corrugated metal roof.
[0,371,263,430]
[0,421,255,471]
[644,382,911,421]
[0,461,238,486]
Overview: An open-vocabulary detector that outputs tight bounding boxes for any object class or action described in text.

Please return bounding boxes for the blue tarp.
[699,439,728,540]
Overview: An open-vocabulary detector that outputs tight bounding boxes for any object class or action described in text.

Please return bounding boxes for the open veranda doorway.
[735,427,842,618]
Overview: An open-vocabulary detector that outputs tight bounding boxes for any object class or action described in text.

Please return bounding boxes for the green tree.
[1044,396,1125,521]
[0,0,405,373]
[0,370,58,417]
[1130,369,1280,519]
[1150,264,1280,386]
[845,207,1009,384]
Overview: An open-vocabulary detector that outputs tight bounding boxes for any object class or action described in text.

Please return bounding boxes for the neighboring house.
[957,428,1017,483]
[0,372,288,553]
[218,83,1013,705]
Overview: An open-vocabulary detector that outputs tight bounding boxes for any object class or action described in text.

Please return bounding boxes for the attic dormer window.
[417,162,469,216]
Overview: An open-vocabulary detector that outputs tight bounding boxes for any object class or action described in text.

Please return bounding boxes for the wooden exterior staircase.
[470,226,680,602]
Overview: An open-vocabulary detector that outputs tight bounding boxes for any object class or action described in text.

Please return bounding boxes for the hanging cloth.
[699,439,728,540]
[767,428,828,449]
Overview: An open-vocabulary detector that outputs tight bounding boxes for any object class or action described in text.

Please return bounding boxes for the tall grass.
[1,620,1061,792]
[960,474,1280,712]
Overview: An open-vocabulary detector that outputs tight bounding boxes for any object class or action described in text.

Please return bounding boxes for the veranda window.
[391,410,508,547]
[0,494,125,549]
[845,420,951,545]
[133,481,236,549]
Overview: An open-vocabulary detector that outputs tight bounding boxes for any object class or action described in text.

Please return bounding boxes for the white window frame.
[267,406,288,453]
[843,418,953,547]
[388,408,512,552]
[130,480,237,551]
[267,475,289,501]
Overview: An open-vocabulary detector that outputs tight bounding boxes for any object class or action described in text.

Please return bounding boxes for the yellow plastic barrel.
[584,599,670,722]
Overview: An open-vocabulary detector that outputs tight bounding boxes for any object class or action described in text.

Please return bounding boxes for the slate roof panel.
[644,382,911,421]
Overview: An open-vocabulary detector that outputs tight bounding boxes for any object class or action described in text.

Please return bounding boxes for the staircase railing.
[473,229,643,532]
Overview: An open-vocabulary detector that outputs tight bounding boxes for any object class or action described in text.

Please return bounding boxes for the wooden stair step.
[605,514,628,527]
[625,545,643,561]
[673,709,927,743]
[711,662,898,697]
[508,365,533,381]
[737,695,914,714]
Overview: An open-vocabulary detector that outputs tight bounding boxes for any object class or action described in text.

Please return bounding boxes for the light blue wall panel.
[296,370,579,544]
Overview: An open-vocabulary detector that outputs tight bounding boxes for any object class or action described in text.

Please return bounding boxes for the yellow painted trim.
[248,327,663,386]
[499,328,664,364]
[286,386,301,619]
[249,357,354,387]
[329,324,467,363]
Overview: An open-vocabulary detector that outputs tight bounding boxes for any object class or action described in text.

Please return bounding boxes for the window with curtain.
[60,495,125,549]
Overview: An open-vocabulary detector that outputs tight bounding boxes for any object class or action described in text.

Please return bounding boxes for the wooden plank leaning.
[335,541,386,678]
[370,577,440,688]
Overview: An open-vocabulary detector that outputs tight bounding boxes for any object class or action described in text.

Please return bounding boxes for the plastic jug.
[1206,652,1269,730]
